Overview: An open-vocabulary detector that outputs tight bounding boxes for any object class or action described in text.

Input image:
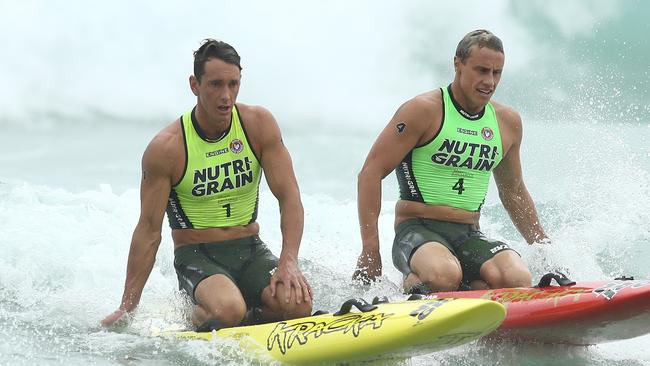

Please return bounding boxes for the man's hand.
[352,249,382,284]
[270,259,312,304]
[100,308,132,328]
[529,241,572,277]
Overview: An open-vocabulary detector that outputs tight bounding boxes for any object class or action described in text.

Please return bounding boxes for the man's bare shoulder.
[145,118,184,163]
[491,100,524,151]
[392,89,443,132]
[402,89,442,116]
[237,102,273,120]
[235,103,278,135]
[491,100,522,129]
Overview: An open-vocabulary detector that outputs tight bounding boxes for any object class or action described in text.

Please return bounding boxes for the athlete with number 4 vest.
[353,30,550,293]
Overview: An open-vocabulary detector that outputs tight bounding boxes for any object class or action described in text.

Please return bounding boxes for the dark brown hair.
[193,39,242,82]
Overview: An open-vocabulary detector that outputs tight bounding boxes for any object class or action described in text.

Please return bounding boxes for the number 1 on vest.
[452,178,465,195]
[222,203,232,217]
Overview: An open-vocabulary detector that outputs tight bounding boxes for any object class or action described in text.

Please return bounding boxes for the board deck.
[429,277,650,345]
[154,297,506,364]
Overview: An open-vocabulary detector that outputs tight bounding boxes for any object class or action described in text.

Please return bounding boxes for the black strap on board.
[535,272,576,288]
[614,275,634,281]
[333,298,377,315]
[372,296,389,305]
[196,319,225,332]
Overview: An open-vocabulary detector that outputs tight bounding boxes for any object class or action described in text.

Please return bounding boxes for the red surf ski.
[428,274,650,345]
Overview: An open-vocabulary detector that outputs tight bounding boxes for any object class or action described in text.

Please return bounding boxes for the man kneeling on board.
[353,30,550,293]
[101,39,312,331]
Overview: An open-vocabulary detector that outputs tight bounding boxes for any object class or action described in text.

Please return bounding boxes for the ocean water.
[1,0,649,365]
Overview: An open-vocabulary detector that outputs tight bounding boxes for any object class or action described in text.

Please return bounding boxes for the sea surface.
[1,1,649,365]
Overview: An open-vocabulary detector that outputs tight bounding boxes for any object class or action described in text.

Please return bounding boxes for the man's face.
[455,45,504,110]
[191,58,241,123]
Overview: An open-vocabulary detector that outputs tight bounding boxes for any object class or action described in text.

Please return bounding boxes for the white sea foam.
[1,1,649,365]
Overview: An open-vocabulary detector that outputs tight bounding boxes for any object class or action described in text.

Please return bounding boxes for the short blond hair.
[455,30,504,62]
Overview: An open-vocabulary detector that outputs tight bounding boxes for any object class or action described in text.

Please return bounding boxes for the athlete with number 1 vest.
[101,39,312,331]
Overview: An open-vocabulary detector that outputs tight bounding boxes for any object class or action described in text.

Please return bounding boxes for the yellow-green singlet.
[166,106,261,229]
[395,85,503,211]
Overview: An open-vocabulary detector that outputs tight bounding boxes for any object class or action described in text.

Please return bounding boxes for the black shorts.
[392,218,517,284]
[173,235,278,308]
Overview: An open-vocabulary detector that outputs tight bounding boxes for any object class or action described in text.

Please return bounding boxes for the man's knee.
[202,297,247,326]
[194,275,248,327]
[417,268,462,291]
[410,244,462,291]
[487,267,531,288]
[481,251,532,288]
[504,267,532,287]
[283,299,313,319]
[262,285,313,319]
[410,258,462,291]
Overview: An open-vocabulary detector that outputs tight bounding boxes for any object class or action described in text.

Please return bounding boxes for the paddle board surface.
[155,297,505,364]
[429,275,650,345]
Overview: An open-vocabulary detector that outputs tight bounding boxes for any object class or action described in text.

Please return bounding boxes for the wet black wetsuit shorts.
[174,235,278,308]
[392,218,518,284]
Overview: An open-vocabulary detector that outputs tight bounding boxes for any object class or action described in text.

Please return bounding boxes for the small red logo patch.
[481,127,494,141]
[229,139,244,153]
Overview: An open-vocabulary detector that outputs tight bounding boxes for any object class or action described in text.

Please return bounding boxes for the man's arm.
[353,97,435,283]
[251,107,311,304]
[101,133,174,326]
[493,110,548,244]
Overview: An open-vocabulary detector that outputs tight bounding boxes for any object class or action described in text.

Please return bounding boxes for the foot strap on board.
[407,294,426,301]
[614,275,634,281]
[310,298,389,317]
[372,296,389,305]
[333,298,377,315]
[406,283,432,295]
[535,272,576,288]
[196,319,224,332]
[311,309,329,316]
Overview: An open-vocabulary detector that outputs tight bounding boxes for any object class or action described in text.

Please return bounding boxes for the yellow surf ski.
[154,297,505,364]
